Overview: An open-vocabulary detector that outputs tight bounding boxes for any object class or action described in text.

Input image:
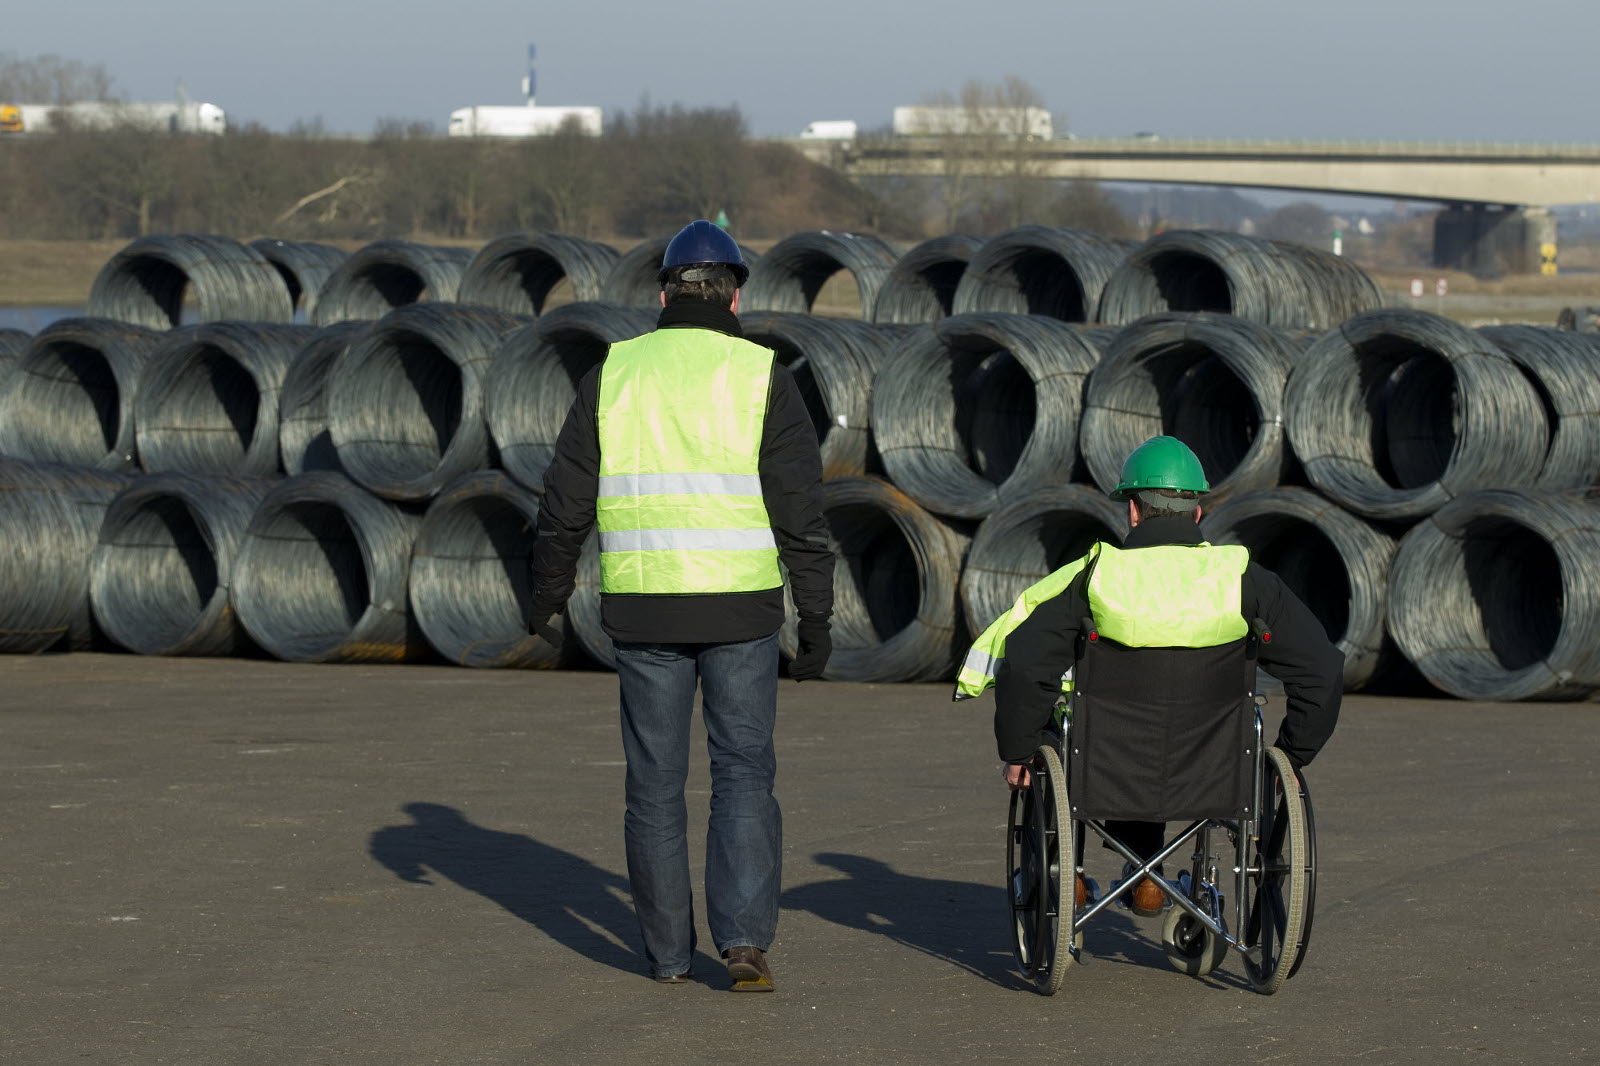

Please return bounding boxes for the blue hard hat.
[659,220,748,286]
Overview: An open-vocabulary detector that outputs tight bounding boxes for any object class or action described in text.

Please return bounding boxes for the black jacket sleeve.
[528,367,601,618]
[1243,564,1345,770]
[993,572,1089,762]
[761,364,834,622]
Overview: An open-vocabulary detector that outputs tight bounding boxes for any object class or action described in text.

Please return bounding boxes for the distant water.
[0,307,87,333]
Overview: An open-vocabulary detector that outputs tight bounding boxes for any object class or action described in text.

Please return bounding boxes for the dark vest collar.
[657,300,743,337]
[1120,518,1207,550]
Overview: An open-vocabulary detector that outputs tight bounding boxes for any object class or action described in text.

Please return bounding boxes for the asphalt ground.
[2,654,1595,1065]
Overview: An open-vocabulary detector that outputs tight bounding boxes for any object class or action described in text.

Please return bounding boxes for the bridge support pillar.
[1433,204,1555,277]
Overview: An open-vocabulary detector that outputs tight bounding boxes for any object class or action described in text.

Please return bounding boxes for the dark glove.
[789,620,831,682]
[529,606,564,652]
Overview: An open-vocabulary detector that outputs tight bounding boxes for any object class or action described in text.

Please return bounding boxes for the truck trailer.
[0,100,226,135]
[447,105,602,138]
[891,105,1052,140]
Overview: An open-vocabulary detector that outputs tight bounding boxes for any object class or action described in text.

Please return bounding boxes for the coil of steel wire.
[1387,489,1600,701]
[872,313,1099,519]
[599,235,762,309]
[277,322,367,476]
[485,301,656,493]
[959,484,1126,637]
[456,232,621,316]
[1201,486,1397,690]
[950,225,1131,322]
[87,234,295,329]
[249,238,349,322]
[327,303,526,502]
[311,240,474,326]
[135,322,312,476]
[0,459,130,652]
[1285,310,1548,521]
[90,473,274,656]
[0,318,163,470]
[1079,312,1298,504]
[1479,325,1600,490]
[0,328,26,391]
[1556,307,1600,333]
[774,477,969,682]
[871,234,984,324]
[739,310,893,479]
[231,471,422,662]
[1096,230,1383,329]
[742,230,898,318]
[410,470,568,669]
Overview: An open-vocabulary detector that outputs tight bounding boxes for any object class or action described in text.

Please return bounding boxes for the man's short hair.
[1132,487,1202,518]
[662,263,739,307]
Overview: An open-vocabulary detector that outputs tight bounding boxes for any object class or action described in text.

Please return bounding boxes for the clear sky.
[9,0,1598,141]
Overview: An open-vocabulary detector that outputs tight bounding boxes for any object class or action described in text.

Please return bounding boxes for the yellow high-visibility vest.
[595,327,782,596]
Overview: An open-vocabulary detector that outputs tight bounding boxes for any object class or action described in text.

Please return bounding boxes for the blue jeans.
[613,632,781,977]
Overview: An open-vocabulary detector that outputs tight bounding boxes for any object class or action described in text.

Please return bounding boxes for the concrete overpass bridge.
[795,137,1600,273]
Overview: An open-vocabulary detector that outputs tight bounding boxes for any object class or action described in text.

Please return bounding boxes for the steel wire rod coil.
[457,232,621,316]
[278,323,367,476]
[249,238,349,323]
[1284,310,1548,521]
[410,469,568,669]
[605,235,763,308]
[90,473,274,656]
[1387,489,1600,701]
[599,235,763,309]
[88,234,295,329]
[871,234,984,324]
[950,225,1131,322]
[1478,325,1600,490]
[232,471,422,662]
[1080,312,1298,505]
[872,313,1100,519]
[742,230,899,318]
[0,459,130,652]
[1556,307,1600,333]
[485,301,656,493]
[311,240,474,326]
[1096,230,1382,329]
[739,310,893,479]
[0,328,26,391]
[327,303,527,502]
[0,318,163,471]
[959,484,1126,636]
[1201,486,1397,690]
[135,322,312,476]
[775,477,969,682]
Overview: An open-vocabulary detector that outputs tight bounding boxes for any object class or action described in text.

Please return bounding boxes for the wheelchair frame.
[1007,704,1316,996]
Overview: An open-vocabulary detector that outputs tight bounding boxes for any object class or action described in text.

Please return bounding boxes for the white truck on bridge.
[0,100,227,135]
[892,105,1053,140]
[447,105,602,138]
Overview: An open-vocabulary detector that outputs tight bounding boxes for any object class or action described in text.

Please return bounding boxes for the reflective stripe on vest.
[595,328,782,596]
[951,540,1250,701]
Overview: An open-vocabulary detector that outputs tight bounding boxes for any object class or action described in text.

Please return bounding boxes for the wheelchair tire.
[1004,745,1075,995]
[1244,746,1311,994]
[1161,889,1227,978]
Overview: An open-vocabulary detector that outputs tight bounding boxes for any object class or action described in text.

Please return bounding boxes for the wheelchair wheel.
[1004,745,1075,995]
[1243,747,1312,994]
[1161,885,1227,978]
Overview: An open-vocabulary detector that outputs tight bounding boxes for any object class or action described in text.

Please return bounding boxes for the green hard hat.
[1111,436,1209,500]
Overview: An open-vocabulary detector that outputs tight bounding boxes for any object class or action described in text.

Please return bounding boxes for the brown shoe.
[723,946,775,992]
[1074,875,1088,909]
[1132,877,1166,917]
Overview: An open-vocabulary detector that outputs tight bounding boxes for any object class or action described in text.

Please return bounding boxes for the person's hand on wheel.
[789,620,831,681]
[1003,763,1032,791]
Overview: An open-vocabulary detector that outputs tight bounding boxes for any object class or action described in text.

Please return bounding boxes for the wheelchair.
[1005,620,1316,996]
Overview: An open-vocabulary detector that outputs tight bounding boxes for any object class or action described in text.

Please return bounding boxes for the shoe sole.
[727,963,775,992]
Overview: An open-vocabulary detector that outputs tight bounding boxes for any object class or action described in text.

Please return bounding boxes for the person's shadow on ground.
[368,802,722,983]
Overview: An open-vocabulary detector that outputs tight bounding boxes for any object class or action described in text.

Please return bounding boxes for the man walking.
[527,220,835,991]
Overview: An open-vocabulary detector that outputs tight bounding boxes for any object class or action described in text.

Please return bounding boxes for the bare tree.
[0,53,116,103]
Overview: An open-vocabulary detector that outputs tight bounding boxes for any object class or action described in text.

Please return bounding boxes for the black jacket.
[528,300,834,644]
[993,519,1343,769]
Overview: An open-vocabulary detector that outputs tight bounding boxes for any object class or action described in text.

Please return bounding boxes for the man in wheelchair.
[954,436,1343,994]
